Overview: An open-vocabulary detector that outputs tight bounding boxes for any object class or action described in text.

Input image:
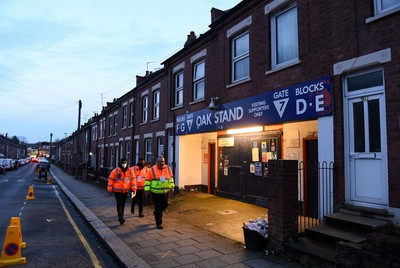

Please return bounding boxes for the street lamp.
[50,133,53,162]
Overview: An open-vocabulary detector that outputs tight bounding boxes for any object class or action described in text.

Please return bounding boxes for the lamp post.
[50,133,53,162]
[64,133,67,168]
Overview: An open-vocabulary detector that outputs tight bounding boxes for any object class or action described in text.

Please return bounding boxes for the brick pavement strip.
[50,165,301,267]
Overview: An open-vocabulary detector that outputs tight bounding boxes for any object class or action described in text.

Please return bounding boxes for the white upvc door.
[344,69,388,207]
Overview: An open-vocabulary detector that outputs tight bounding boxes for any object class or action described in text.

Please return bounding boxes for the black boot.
[118,215,125,225]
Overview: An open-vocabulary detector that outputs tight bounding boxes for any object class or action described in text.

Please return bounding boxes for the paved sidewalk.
[50,165,301,268]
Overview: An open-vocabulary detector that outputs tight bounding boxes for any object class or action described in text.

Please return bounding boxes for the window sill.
[189,99,205,105]
[140,122,147,126]
[226,77,251,88]
[171,105,183,111]
[265,59,301,75]
[366,7,400,23]
[151,118,160,123]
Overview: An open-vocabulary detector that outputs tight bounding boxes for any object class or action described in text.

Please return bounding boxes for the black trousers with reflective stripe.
[151,192,169,226]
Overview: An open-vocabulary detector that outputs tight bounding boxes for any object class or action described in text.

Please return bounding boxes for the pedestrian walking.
[145,156,174,229]
[107,158,137,225]
[131,160,149,217]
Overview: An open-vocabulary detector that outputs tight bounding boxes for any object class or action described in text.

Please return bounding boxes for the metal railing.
[297,161,334,233]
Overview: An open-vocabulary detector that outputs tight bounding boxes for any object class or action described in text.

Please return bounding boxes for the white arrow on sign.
[187,119,193,131]
[273,98,289,118]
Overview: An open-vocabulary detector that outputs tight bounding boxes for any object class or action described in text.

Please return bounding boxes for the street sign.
[176,76,332,135]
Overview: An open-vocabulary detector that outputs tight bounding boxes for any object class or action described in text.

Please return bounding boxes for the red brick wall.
[267,160,298,250]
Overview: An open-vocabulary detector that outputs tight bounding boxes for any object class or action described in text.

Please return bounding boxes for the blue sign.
[176,77,332,135]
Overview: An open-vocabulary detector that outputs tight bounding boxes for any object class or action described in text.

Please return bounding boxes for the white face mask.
[122,163,127,168]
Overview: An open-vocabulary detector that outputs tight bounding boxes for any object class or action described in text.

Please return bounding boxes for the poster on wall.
[270,139,276,152]
[261,141,267,151]
[262,152,268,162]
[264,162,269,177]
[252,148,259,161]
[255,162,262,176]
[250,163,255,173]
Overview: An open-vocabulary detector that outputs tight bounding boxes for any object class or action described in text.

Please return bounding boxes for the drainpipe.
[172,112,177,193]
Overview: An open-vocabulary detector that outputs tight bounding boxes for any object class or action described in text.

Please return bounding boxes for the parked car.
[0,163,5,174]
[0,159,13,171]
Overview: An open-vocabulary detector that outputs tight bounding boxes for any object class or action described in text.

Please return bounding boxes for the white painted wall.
[176,133,217,189]
[318,116,334,163]
[283,120,318,162]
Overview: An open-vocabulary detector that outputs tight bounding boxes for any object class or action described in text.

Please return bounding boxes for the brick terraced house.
[54,0,400,261]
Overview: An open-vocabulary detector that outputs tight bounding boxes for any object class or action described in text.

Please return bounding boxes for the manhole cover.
[216,209,238,215]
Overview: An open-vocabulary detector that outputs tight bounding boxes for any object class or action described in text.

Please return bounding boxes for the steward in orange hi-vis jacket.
[107,158,136,225]
[130,161,147,217]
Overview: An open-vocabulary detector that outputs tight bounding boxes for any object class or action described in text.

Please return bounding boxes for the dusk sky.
[0,0,240,143]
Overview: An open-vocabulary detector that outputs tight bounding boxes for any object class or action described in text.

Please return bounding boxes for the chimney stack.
[184,31,197,47]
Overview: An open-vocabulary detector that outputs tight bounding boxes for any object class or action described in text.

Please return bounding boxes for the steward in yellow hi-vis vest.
[145,156,174,229]
[107,158,136,225]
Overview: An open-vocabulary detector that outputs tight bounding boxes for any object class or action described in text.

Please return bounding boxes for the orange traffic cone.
[0,225,26,267]
[26,185,35,200]
[9,217,26,249]
[47,177,52,185]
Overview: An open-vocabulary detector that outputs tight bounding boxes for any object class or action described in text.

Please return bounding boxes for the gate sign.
[176,76,332,135]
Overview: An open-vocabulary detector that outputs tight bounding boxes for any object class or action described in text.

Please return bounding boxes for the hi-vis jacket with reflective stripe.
[136,166,150,190]
[144,165,174,193]
[107,167,137,193]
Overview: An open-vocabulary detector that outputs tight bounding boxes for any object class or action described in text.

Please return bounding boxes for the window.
[92,124,98,141]
[110,146,115,167]
[129,102,134,127]
[174,71,183,106]
[99,119,103,139]
[193,61,205,100]
[374,0,400,15]
[126,141,131,165]
[153,90,160,120]
[142,95,148,123]
[114,114,118,135]
[102,118,106,138]
[100,145,104,168]
[347,70,383,92]
[122,105,127,129]
[109,116,113,136]
[145,139,152,163]
[271,4,298,69]
[135,139,139,164]
[232,32,249,83]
